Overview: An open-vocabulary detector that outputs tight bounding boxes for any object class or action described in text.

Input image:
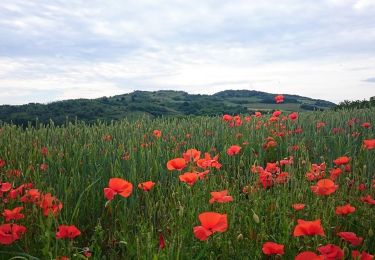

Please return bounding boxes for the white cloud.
[0,0,374,105]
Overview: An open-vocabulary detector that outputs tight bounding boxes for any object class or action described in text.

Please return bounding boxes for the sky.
[0,0,375,105]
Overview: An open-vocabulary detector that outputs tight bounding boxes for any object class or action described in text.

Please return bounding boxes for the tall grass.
[0,108,374,259]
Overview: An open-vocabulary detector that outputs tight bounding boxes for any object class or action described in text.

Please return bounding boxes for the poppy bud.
[369,228,373,237]
[237,233,243,240]
[252,210,260,224]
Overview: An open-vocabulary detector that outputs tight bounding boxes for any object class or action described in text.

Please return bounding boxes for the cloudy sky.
[0,0,375,105]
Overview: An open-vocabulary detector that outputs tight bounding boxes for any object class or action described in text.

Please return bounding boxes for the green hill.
[0,90,336,125]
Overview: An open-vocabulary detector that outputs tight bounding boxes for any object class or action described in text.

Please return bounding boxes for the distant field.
[0,108,374,259]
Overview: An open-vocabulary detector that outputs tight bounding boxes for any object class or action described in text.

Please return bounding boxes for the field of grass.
[0,108,374,259]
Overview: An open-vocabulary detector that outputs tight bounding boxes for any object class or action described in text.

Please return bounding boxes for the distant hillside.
[0,90,336,126]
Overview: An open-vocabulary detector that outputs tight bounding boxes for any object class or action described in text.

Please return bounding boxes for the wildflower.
[335,204,355,215]
[311,179,338,196]
[337,232,363,246]
[274,95,284,104]
[289,112,298,121]
[166,158,187,171]
[0,223,26,245]
[209,190,233,204]
[293,204,305,211]
[41,146,49,156]
[316,122,326,130]
[360,195,375,205]
[329,168,343,180]
[293,219,325,237]
[317,244,344,260]
[363,139,375,150]
[272,110,282,117]
[2,207,24,222]
[361,122,371,128]
[333,156,350,166]
[193,212,228,241]
[227,145,241,156]
[138,181,155,192]
[40,193,63,216]
[197,153,222,169]
[295,251,324,260]
[183,149,201,162]
[40,163,48,172]
[0,159,5,168]
[153,130,162,138]
[179,172,199,186]
[222,115,233,121]
[262,242,284,255]
[352,251,373,260]
[275,172,289,184]
[104,178,133,201]
[56,225,81,239]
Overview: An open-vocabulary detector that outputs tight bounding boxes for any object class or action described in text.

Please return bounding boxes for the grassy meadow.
[0,107,374,259]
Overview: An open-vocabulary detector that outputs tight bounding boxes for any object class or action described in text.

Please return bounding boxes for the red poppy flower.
[179,172,199,186]
[183,149,201,162]
[293,204,305,211]
[275,172,289,184]
[295,251,325,260]
[227,145,241,156]
[56,225,81,239]
[272,110,282,117]
[197,170,210,180]
[259,171,273,189]
[20,189,40,203]
[40,163,48,172]
[333,156,350,166]
[337,232,363,246]
[138,181,155,192]
[317,244,344,260]
[265,163,279,173]
[361,122,371,128]
[289,112,298,121]
[255,111,262,117]
[0,159,5,168]
[39,193,63,216]
[361,195,375,205]
[274,95,284,104]
[293,219,325,237]
[310,179,338,196]
[209,190,233,204]
[363,139,375,150]
[193,212,228,241]
[329,168,343,180]
[222,115,233,121]
[352,250,373,260]
[2,207,24,222]
[166,158,187,171]
[197,153,222,169]
[56,256,70,260]
[41,146,49,156]
[262,242,284,255]
[335,204,355,215]
[153,130,162,138]
[0,223,26,245]
[104,178,133,200]
[0,182,12,193]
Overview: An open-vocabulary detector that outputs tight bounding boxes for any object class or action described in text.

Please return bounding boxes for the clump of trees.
[334,97,375,110]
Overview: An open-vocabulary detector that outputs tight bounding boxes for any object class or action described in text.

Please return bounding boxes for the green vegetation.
[0,90,335,126]
[0,107,374,259]
[334,96,375,111]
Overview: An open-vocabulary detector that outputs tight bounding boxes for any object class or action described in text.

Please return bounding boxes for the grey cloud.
[363,77,375,83]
